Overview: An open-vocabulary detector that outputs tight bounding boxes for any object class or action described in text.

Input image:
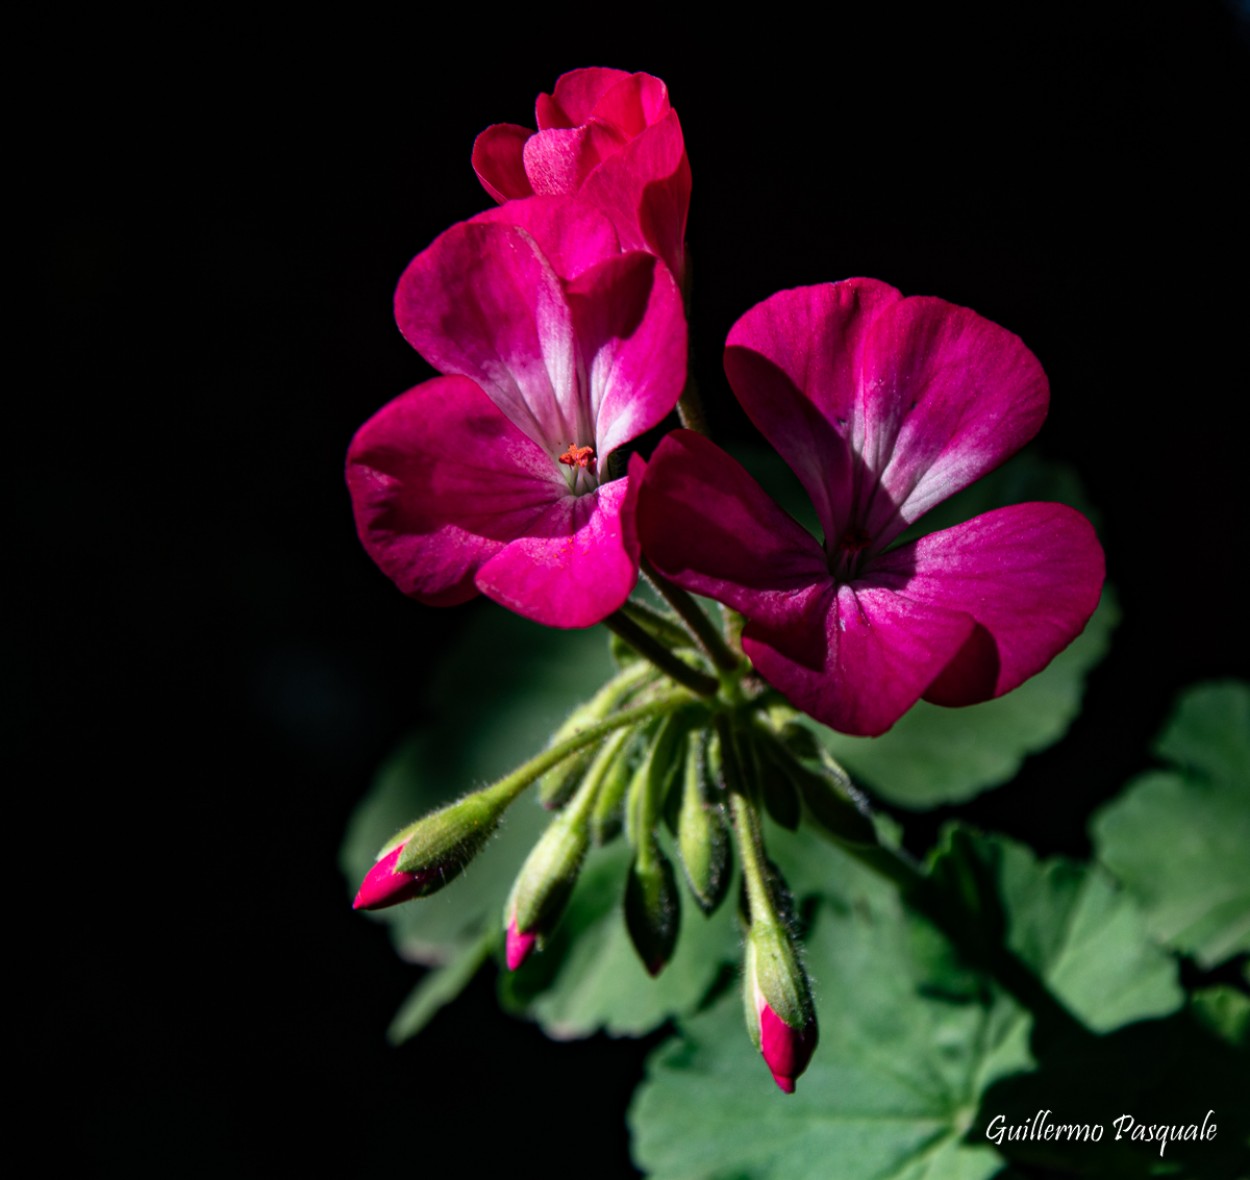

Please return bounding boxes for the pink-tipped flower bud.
[505,918,538,970]
[757,995,819,1094]
[353,789,509,911]
[503,805,591,970]
[744,920,818,1093]
[353,842,434,910]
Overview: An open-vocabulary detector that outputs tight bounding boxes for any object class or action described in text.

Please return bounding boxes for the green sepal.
[746,726,801,831]
[742,917,815,1043]
[591,724,648,846]
[625,840,682,976]
[391,790,507,891]
[677,730,731,915]
[507,732,625,945]
[767,729,877,847]
[625,712,689,850]
[506,810,591,947]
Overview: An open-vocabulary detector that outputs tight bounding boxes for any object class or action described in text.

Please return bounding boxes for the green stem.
[620,598,696,651]
[676,378,709,435]
[604,612,718,697]
[717,715,779,923]
[480,689,696,811]
[641,558,741,674]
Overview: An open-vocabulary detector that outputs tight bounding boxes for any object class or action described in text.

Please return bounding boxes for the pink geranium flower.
[346,198,686,629]
[472,68,690,285]
[638,279,1105,736]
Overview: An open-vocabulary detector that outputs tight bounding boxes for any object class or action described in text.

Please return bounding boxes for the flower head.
[472,68,690,284]
[347,198,686,628]
[639,279,1104,736]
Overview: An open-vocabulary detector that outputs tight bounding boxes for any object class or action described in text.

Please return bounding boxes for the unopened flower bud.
[677,731,730,914]
[625,841,681,976]
[743,920,818,1093]
[504,809,590,970]
[590,725,644,845]
[353,842,436,911]
[353,789,508,911]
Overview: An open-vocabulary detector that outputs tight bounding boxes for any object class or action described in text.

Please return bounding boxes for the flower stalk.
[603,611,718,697]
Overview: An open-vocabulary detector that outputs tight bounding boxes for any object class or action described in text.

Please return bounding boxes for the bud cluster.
[354,622,875,1090]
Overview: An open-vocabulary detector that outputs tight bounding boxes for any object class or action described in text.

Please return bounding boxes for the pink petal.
[353,843,431,911]
[506,917,538,970]
[471,123,535,203]
[470,196,619,280]
[580,110,690,281]
[742,582,977,737]
[564,251,687,458]
[540,67,634,127]
[394,219,581,453]
[346,376,565,607]
[637,431,830,620]
[586,72,672,137]
[856,295,1049,543]
[724,281,1049,550]
[759,1001,818,1094]
[523,122,626,195]
[724,279,904,547]
[871,502,1106,705]
[475,477,640,628]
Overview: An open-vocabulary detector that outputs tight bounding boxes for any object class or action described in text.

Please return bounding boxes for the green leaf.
[1190,987,1250,1049]
[801,588,1117,809]
[1092,681,1250,968]
[631,826,1180,1180]
[499,838,740,1038]
[387,931,495,1045]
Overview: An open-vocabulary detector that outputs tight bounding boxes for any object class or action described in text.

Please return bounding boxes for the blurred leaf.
[631,826,1180,1180]
[500,838,740,1038]
[801,589,1117,809]
[1190,987,1249,1049]
[387,931,494,1045]
[1091,681,1250,968]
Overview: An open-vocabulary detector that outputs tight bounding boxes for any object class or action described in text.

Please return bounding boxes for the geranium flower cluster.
[347,68,1105,1094]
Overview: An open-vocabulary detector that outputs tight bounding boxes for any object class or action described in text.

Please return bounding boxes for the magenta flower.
[472,68,690,285]
[638,279,1105,736]
[347,198,686,628]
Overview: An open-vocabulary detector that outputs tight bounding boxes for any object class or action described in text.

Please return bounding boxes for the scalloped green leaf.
[1092,681,1250,968]
[631,826,1180,1180]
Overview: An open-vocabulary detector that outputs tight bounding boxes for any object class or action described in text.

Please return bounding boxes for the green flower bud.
[504,812,589,970]
[390,789,507,887]
[743,917,818,1093]
[677,730,731,914]
[625,840,681,976]
[590,725,644,845]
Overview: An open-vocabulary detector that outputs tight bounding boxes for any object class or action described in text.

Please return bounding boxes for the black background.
[20,6,1247,1174]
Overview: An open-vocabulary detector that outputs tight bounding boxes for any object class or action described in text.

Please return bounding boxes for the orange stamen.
[558,444,596,470]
